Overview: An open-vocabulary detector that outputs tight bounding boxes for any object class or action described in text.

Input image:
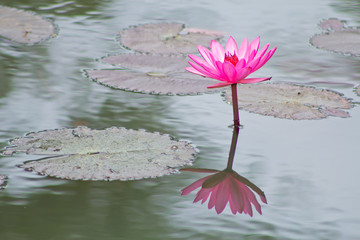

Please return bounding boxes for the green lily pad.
[1,127,197,181]
[224,83,351,120]
[0,6,56,44]
[86,54,218,95]
[356,85,360,96]
[0,175,8,190]
[118,23,223,54]
[311,19,360,56]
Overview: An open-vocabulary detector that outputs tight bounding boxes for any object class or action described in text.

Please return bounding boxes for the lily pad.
[0,175,8,190]
[311,19,360,55]
[224,83,351,120]
[86,54,218,95]
[356,85,360,96]
[1,127,197,181]
[0,6,56,44]
[118,23,223,54]
[319,18,344,31]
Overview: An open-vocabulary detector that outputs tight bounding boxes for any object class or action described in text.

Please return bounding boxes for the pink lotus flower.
[185,36,276,89]
[181,168,267,216]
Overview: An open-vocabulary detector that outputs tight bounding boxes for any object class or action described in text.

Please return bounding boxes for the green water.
[1,0,360,239]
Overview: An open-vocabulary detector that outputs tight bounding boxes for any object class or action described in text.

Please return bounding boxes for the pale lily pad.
[86,54,218,95]
[319,18,344,31]
[184,28,226,36]
[311,19,360,55]
[0,175,8,190]
[356,85,360,96]
[2,127,197,181]
[224,83,351,120]
[118,23,223,54]
[0,6,56,44]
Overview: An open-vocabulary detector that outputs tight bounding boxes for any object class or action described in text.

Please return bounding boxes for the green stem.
[231,84,240,127]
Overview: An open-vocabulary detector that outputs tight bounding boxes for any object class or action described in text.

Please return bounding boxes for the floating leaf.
[118,23,223,54]
[224,83,351,120]
[2,127,197,181]
[311,19,360,55]
[319,18,344,31]
[184,28,225,36]
[356,85,360,96]
[0,175,8,190]
[86,54,218,95]
[0,6,56,44]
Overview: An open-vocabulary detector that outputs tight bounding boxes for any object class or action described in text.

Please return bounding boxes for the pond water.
[1,0,360,239]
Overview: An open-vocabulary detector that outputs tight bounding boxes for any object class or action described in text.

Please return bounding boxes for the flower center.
[225,52,239,66]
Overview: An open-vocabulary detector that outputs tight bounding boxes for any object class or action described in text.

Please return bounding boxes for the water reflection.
[331,0,360,18]
[0,0,108,16]
[180,126,266,216]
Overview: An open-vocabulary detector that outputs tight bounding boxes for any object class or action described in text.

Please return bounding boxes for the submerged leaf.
[224,83,351,120]
[2,127,197,181]
[0,175,8,190]
[118,23,223,54]
[311,19,360,55]
[0,6,56,44]
[86,54,218,95]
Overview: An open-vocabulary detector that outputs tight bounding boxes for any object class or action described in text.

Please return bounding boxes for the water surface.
[1,0,360,239]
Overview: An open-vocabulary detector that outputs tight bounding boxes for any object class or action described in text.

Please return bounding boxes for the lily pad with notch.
[1,126,197,181]
[224,83,352,120]
[310,18,360,56]
[118,23,223,54]
[0,6,56,44]
[86,53,219,95]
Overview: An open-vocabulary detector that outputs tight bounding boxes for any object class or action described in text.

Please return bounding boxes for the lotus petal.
[186,36,275,89]
[224,83,352,120]
[1,127,197,181]
[0,6,56,44]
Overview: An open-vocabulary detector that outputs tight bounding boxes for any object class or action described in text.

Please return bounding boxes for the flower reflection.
[180,168,266,216]
[181,126,266,216]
